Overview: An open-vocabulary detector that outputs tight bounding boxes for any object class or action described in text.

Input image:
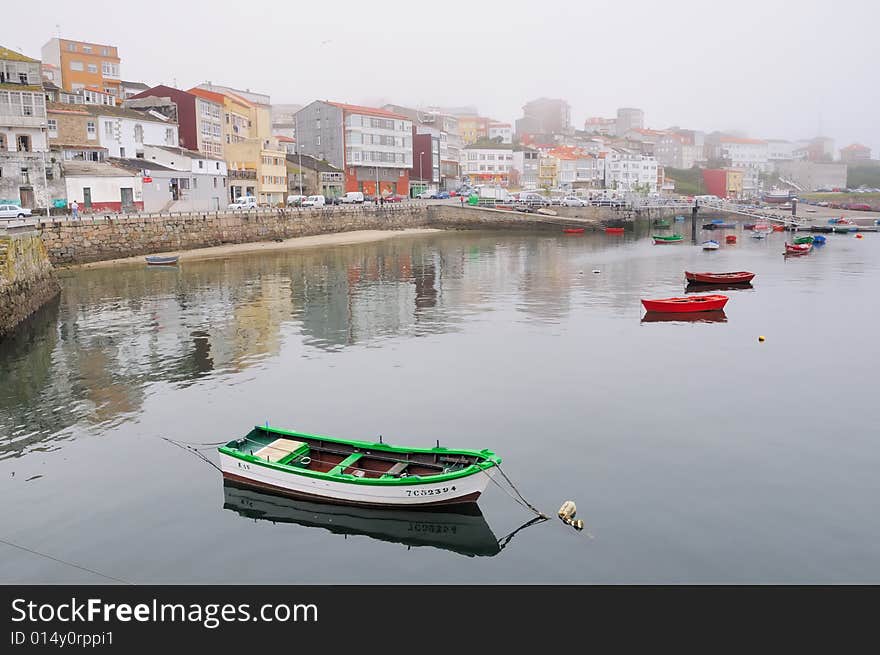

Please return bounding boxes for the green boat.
[219,424,501,507]
[793,235,814,245]
[653,219,671,228]
[653,234,683,244]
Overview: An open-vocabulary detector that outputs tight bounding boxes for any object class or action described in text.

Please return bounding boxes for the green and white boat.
[219,425,501,507]
[793,235,815,245]
[653,234,684,244]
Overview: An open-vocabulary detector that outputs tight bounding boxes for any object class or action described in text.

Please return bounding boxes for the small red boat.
[685,271,755,285]
[641,294,729,313]
[726,235,737,244]
[605,227,625,234]
[563,227,585,234]
[772,225,785,232]
[785,243,812,255]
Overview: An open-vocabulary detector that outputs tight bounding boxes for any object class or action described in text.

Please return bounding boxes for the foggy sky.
[16,0,880,155]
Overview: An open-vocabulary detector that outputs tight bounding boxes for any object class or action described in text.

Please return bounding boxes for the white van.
[228,196,258,210]
[287,194,308,207]
[302,195,326,208]
[340,191,364,204]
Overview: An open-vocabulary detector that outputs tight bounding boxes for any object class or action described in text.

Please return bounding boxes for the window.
[16,135,31,152]
[87,64,97,73]
[21,94,34,116]
[213,177,218,188]
[87,121,96,139]
[47,118,58,136]
[165,128,174,145]
[316,136,321,146]
[193,177,198,188]
[21,167,30,183]
[0,134,5,150]
[83,46,92,54]
[101,62,119,78]
[215,162,220,170]
[105,122,114,137]
[67,43,76,52]
[101,48,109,56]
[70,61,84,71]
[134,124,143,143]
[198,160,203,169]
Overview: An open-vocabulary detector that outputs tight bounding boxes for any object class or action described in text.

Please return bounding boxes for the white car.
[228,196,258,210]
[0,204,32,219]
[416,190,435,199]
[302,195,326,208]
[561,197,586,207]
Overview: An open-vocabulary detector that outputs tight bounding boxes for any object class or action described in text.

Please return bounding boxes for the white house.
[488,122,513,144]
[710,137,770,172]
[604,149,658,193]
[87,104,178,159]
[63,160,143,212]
[462,142,515,186]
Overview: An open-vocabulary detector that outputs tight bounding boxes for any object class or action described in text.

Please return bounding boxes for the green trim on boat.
[653,234,683,241]
[218,425,501,487]
[793,235,814,244]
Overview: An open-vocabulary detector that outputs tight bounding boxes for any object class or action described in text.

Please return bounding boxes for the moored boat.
[653,234,683,244]
[772,224,785,232]
[812,235,827,245]
[726,235,737,244]
[674,215,686,222]
[641,294,729,313]
[793,235,814,245]
[219,425,501,507]
[702,240,720,250]
[563,227,585,234]
[653,219,671,227]
[785,242,812,255]
[702,223,736,230]
[685,271,755,285]
[605,227,625,234]
[145,255,180,265]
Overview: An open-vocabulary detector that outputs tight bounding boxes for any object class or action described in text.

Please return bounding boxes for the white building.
[710,137,770,171]
[87,105,178,159]
[462,143,515,186]
[488,122,513,144]
[604,149,658,193]
[63,160,142,212]
[655,131,705,170]
[512,147,539,189]
[767,140,803,164]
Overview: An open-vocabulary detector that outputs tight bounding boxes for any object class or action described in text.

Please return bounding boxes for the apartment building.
[41,38,121,99]
[127,85,223,158]
[195,82,272,139]
[0,47,52,208]
[86,104,178,159]
[550,147,605,190]
[655,130,705,169]
[410,131,440,195]
[839,143,871,163]
[47,102,107,162]
[584,117,616,136]
[488,122,513,144]
[604,149,658,193]
[518,98,571,136]
[188,87,252,152]
[294,101,412,196]
[512,147,539,189]
[461,142,515,187]
[225,137,286,205]
[615,107,644,136]
[457,115,489,145]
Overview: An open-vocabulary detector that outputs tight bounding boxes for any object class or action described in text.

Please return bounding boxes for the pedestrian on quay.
[71,200,79,220]
[460,193,465,206]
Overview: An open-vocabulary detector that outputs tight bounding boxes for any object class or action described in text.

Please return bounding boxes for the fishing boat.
[222,482,505,557]
[145,255,179,265]
[810,225,834,233]
[562,227,585,234]
[702,222,736,230]
[653,219,671,228]
[702,240,720,250]
[218,425,501,507]
[685,271,755,285]
[833,225,859,233]
[641,294,729,313]
[605,227,625,234]
[743,223,756,230]
[812,235,827,245]
[653,234,683,244]
[793,235,814,245]
[674,215,686,222]
[785,242,812,255]
[772,224,785,232]
[751,230,768,239]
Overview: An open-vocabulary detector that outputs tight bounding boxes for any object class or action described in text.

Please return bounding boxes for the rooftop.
[0,46,39,63]
[285,153,343,173]
[85,104,177,123]
[463,141,515,150]
[122,81,150,90]
[328,101,409,120]
[841,143,870,151]
[719,136,767,145]
[186,87,229,106]
[111,158,177,173]
[62,161,137,177]
[148,145,224,161]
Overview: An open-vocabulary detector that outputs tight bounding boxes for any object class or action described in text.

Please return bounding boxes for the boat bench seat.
[328,453,363,476]
[253,438,308,463]
[381,461,409,478]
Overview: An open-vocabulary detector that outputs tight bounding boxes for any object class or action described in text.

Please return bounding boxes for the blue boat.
[145,255,180,266]
[710,219,724,224]
[674,215,685,222]
[812,235,827,245]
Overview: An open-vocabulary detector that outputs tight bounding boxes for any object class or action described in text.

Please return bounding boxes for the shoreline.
[72,228,443,269]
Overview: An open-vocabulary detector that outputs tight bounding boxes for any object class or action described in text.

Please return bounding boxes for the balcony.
[0,113,46,128]
[229,169,257,180]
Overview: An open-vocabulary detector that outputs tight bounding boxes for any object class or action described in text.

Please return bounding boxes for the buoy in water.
[572,519,584,531]
[758,335,765,342]
[592,269,600,274]
[558,500,577,522]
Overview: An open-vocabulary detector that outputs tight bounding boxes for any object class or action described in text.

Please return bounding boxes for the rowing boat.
[219,425,500,507]
[563,227,585,234]
[793,235,814,245]
[685,271,755,284]
[653,234,683,244]
[702,240,720,250]
[145,255,179,265]
[605,227,625,234]
[785,242,812,255]
[641,294,729,313]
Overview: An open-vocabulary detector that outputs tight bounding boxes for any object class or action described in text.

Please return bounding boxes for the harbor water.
[1,223,879,583]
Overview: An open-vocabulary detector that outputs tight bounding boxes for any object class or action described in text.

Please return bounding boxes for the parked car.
[340,191,365,204]
[518,192,550,206]
[286,194,308,207]
[817,201,829,207]
[0,204,32,219]
[416,190,435,199]
[561,196,587,207]
[302,194,326,208]
[382,194,404,203]
[228,196,258,210]
[432,191,450,200]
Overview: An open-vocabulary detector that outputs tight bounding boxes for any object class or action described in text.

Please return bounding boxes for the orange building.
[41,38,121,100]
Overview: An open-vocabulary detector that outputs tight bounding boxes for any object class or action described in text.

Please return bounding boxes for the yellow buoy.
[558,500,577,522]
[758,335,765,342]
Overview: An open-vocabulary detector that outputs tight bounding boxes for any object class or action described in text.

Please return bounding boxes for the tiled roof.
[328,102,408,120]
[85,104,177,123]
[719,136,766,145]
[841,143,869,151]
[186,87,227,105]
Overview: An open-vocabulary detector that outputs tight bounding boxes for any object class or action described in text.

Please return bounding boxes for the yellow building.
[457,115,489,145]
[188,87,252,152]
[226,137,287,206]
[538,156,559,189]
[725,169,744,198]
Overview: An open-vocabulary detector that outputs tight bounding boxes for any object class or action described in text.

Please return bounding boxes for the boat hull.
[219,452,494,508]
[146,256,179,265]
[685,271,755,284]
[653,235,683,244]
[563,228,585,234]
[641,294,728,313]
[785,243,812,255]
[605,227,625,234]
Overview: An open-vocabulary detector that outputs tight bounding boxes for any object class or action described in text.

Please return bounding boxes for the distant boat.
[641,294,729,313]
[685,271,755,285]
[702,222,736,229]
[751,231,768,239]
[785,243,812,255]
[702,240,720,250]
[605,227,625,234]
[793,235,814,245]
[145,255,179,266]
[726,235,737,244]
[763,188,793,204]
[562,227,585,234]
[653,234,683,244]
[653,219,671,227]
[674,215,686,222]
[812,235,827,245]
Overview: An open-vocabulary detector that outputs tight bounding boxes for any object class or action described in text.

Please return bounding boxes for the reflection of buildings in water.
[517,238,572,322]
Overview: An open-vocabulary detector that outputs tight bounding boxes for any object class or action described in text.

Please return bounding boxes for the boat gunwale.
[218,425,500,487]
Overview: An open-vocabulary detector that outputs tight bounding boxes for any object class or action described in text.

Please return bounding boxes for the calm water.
[2,223,879,583]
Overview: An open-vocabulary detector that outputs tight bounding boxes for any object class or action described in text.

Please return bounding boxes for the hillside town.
[0,38,876,215]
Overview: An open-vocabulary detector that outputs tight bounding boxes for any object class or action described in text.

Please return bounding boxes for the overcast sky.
[17,0,880,155]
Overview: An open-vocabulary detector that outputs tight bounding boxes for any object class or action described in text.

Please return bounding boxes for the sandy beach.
[74,228,442,269]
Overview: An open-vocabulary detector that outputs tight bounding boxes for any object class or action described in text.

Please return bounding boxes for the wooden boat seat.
[382,461,409,478]
[253,438,308,463]
[328,453,363,476]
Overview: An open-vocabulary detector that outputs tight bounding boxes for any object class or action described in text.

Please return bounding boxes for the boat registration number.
[406,486,452,497]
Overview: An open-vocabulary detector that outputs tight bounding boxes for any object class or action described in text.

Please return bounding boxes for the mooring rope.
[0,537,133,585]
[161,437,222,472]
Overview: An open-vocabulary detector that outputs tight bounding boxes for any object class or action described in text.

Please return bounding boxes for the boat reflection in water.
[685,282,753,293]
[641,310,727,324]
[222,482,543,557]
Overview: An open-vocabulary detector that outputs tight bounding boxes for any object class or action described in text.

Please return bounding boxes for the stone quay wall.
[0,228,61,339]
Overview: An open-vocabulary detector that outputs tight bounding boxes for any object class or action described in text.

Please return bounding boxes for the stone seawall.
[35,203,709,267]
[0,228,61,340]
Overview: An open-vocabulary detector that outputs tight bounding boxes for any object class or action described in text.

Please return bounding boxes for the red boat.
[785,243,812,255]
[685,271,755,285]
[641,294,729,313]
[772,225,785,232]
[563,227,585,234]
[605,227,625,234]
[726,235,737,244]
